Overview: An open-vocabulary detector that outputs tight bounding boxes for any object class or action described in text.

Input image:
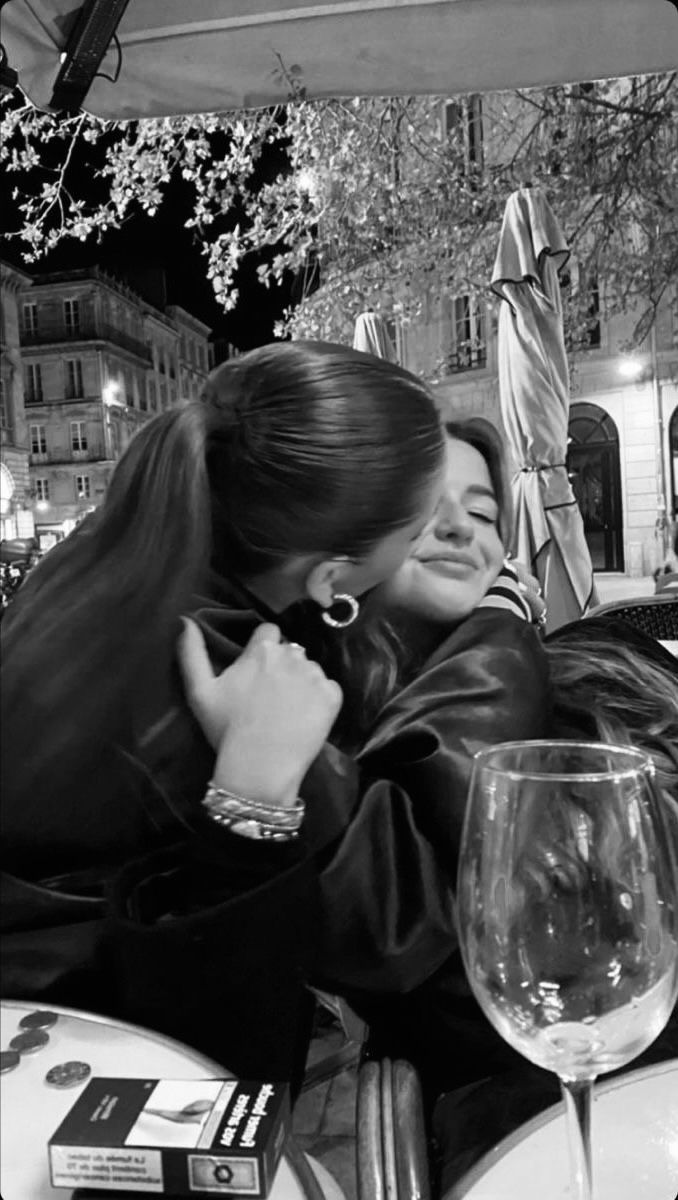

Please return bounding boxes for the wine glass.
[456,740,678,1200]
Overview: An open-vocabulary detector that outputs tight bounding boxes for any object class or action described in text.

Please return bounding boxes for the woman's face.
[383,436,505,623]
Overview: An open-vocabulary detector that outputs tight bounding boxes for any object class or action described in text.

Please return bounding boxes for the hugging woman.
[1,345,548,1093]
[320,415,678,1188]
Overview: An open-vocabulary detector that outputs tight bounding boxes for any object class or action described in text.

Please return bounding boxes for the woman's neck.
[389,611,453,675]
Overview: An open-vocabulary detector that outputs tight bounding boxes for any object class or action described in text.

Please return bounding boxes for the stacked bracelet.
[202,783,305,842]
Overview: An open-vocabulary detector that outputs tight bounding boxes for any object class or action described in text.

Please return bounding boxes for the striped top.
[477,560,533,622]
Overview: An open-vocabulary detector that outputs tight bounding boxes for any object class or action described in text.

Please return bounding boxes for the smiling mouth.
[416,556,477,569]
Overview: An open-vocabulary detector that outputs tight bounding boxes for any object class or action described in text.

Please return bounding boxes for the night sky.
[1,135,293,353]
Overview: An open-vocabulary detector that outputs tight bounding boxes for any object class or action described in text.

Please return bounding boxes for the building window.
[30,423,47,456]
[64,298,81,335]
[443,94,484,175]
[583,274,601,349]
[148,379,157,410]
[65,358,84,399]
[384,317,402,363]
[70,420,88,454]
[25,363,43,403]
[22,302,38,337]
[75,474,91,500]
[561,266,601,349]
[35,478,50,502]
[0,377,8,431]
[446,296,487,373]
[567,402,623,571]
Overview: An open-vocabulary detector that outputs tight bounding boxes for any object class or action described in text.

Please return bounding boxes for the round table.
[448,1058,678,1200]
[0,1000,343,1200]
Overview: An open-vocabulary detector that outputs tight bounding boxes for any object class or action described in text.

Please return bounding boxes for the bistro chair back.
[585,594,678,640]
[356,1057,431,1200]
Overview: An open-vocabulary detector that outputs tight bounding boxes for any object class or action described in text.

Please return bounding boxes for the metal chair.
[356,1058,431,1200]
[584,593,678,640]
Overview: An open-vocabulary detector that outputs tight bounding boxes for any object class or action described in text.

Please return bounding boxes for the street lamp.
[617,356,644,380]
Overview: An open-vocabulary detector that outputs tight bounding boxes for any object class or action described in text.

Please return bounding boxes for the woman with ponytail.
[1,343,551,1088]
[2,340,449,1083]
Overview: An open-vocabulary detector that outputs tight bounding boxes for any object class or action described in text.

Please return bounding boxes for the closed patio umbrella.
[353,312,397,363]
[491,187,598,633]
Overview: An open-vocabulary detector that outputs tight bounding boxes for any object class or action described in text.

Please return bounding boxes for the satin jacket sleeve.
[313,609,549,994]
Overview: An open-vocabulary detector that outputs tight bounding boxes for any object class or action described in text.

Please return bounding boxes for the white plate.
[1,1000,340,1200]
[449,1060,678,1200]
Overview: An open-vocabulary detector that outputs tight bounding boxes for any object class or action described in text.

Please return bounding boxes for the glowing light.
[295,168,318,198]
[618,357,644,380]
[103,381,123,406]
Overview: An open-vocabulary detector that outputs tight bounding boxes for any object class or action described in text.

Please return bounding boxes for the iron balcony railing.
[30,448,108,465]
[20,319,152,364]
[24,392,101,407]
[446,343,488,373]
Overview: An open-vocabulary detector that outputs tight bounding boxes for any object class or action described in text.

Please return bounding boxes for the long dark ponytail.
[2,339,443,827]
[1,404,212,806]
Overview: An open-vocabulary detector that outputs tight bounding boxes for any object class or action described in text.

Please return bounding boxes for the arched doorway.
[567,402,624,572]
[669,405,678,522]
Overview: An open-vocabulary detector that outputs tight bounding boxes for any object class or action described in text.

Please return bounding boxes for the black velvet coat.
[2,580,548,1088]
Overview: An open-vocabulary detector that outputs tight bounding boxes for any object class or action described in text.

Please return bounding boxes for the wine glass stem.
[560,1077,593,1200]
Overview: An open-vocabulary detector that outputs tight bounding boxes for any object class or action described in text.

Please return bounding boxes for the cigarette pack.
[48,1077,289,1196]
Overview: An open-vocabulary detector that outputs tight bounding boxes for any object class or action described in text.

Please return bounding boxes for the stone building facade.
[304,88,678,578]
[0,261,34,542]
[407,279,678,577]
[10,267,211,549]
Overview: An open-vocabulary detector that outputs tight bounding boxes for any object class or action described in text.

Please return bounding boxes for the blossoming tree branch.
[1,72,675,369]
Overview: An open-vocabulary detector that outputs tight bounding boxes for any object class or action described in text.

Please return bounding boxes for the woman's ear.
[304,557,352,608]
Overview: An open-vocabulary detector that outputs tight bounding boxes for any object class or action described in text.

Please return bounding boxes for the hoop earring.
[321,593,360,629]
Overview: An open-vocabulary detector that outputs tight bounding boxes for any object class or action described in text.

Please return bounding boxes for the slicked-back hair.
[2,341,443,816]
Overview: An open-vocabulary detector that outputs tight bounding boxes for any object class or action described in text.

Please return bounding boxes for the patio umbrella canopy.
[491,187,598,634]
[3,1,677,119]
[353,312,397,362]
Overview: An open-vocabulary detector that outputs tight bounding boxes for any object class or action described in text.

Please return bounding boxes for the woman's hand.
[178,620,343,808]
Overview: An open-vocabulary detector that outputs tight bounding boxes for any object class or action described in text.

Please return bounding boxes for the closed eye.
[470,510,497,525]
